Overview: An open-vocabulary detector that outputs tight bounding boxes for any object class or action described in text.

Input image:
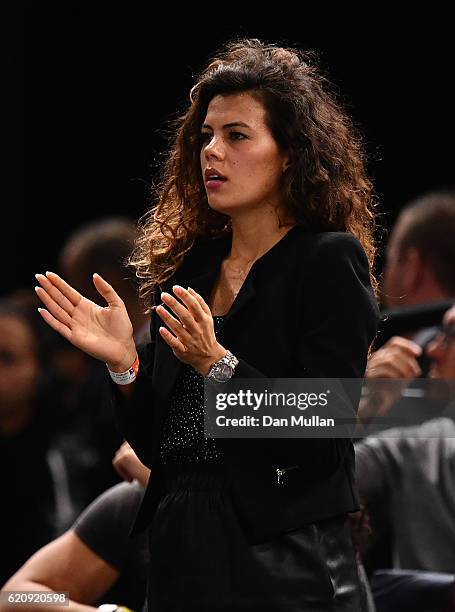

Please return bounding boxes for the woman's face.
[200,92,289,217]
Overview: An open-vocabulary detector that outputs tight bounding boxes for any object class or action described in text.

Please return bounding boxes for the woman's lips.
[206,179,227,189]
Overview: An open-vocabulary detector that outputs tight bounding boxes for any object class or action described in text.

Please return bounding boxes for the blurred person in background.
[0,293,99,585]
[0,442,150,612]
[355,303,455,612]
[382,190,455,311]
[355,191,455,599]
[49,218,151,501]
[359,190,455,424]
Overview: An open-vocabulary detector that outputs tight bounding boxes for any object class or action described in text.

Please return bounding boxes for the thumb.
[92,273,121,307]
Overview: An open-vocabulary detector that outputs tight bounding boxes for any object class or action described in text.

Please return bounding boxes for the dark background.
[5,4,454,296]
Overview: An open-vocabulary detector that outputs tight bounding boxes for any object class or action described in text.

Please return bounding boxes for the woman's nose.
[204,136,225,161]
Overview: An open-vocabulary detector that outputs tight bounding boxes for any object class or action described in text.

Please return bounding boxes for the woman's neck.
[228,214,296,264]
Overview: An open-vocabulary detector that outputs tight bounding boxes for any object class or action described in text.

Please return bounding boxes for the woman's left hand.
[156,285,227,375]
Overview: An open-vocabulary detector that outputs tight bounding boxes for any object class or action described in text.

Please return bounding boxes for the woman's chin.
[207,200,235,215]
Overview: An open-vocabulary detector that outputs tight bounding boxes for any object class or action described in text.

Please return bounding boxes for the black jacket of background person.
[110,225,379,543]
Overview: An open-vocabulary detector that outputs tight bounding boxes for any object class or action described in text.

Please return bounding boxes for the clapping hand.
[156,285,227,375]
[35,271,137,372]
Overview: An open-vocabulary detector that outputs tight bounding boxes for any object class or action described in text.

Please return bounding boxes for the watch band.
[97,605,133,612]
[219,350,239,369]
[206,350,239,380]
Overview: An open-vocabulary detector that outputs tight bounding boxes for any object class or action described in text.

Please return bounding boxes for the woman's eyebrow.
[201,121,251,130]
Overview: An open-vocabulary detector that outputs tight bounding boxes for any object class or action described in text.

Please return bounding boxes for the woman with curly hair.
[36,39,379,611]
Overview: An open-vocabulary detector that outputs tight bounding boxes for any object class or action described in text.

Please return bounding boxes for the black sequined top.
[159,316,225,465]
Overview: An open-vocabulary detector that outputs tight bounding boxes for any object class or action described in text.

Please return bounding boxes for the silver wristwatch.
[205,350,239,383]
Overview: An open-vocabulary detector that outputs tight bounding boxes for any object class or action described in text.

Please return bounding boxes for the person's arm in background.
[354,436,395,505]
[112,441,151,488]
[353,435,394,578]
[0,532,119,611]
[0,445,150,612]
[358,336,422,424]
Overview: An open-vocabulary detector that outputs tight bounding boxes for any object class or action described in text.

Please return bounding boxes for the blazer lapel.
[150,257,225,446]
[223,275,255,324]
[150,236,257,448]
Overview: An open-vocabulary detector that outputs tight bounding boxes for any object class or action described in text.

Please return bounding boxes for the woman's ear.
[282,158,291,173]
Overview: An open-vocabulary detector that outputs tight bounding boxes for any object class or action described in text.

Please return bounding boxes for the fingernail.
[173,285,184,292]
[34,286,39,292]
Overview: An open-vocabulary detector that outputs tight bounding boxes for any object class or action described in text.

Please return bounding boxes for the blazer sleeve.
[232,233,379,477]
[108,320,156,469]
[297,232,378,378]
[291,234,378,476]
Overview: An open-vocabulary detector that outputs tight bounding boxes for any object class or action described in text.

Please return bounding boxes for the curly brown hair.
[129,38,378,311]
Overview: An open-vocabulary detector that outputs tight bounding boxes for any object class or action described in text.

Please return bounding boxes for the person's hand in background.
[112,441,151,488]
[359,336,422,423]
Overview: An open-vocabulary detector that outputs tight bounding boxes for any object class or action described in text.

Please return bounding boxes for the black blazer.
[111,226,379,543]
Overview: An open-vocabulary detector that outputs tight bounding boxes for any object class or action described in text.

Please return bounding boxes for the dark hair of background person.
[58,217,138,306]
[58,217,149,340]
[128,38,379,311]
[393,189,455,296]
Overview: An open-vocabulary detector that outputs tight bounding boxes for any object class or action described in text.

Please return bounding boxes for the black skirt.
[146,462,364,612]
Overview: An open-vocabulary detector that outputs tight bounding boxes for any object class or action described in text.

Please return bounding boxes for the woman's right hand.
[35,271,137,372]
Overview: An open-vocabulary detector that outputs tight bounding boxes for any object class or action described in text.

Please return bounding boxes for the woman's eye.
[200,132,246,143]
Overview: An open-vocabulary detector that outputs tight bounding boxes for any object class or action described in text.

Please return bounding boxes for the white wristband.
[98,605,133,612]
[107,354,139,385]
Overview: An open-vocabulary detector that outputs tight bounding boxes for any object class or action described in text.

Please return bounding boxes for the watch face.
[212,362,233,382]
